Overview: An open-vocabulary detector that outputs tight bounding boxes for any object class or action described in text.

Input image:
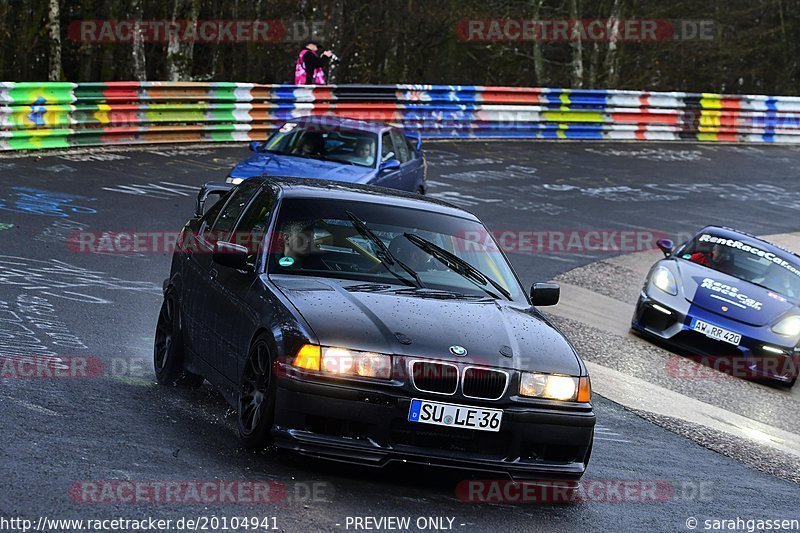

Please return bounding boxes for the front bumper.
[632,291,799,384]
[272,364,595,480]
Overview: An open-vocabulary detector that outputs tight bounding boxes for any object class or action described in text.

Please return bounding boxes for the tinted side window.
[390,130,410,163]
[198,192,229,237]
[381,132,395,162]
[230,188,278,267]
[405,137,418,160]
[204,180,261,244]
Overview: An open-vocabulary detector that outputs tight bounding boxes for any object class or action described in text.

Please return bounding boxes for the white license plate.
[691,318,741,346]
[408,399,502,432]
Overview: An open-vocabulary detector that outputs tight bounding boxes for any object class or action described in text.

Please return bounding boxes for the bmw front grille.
[411,361,459,395]
[462,366,508,400]
[409,360,509,400]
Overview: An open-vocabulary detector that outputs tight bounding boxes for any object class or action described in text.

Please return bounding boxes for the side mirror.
[196,182,234,218]
[212,241,249,270]
[530,282,560,306]
[656,239,675,257]
[249,141,262,152]
[380,159,401,173]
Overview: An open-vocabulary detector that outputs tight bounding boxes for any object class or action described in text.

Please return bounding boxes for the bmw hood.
[271,276,582,375]
[230,153,373,182]
[675,260,795,327]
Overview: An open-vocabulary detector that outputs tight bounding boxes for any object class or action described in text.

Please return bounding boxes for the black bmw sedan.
[155,176,595,481]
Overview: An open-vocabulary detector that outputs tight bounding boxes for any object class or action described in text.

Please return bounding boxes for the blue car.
[226,117,427,193]
[633,226,800,386]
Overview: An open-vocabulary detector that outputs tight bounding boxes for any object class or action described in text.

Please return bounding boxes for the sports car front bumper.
[632,291,799,384]
[272,364,595,481]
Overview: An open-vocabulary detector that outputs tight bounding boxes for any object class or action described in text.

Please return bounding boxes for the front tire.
[153,291,204,388]
[237,335,277,448]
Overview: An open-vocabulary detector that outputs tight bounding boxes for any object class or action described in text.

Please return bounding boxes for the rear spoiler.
[196,182,234,217]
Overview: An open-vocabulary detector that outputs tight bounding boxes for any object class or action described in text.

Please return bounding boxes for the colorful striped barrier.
[3,82,800,151]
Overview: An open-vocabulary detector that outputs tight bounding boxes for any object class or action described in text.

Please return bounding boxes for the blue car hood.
[230,153,374,183]
[676,260,796,326]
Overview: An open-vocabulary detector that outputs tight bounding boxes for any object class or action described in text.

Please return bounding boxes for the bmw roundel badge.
[449,345,467,356]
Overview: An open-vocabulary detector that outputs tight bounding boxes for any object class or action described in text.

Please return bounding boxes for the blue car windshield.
[261,123,378,168]
[680,233,800,299]
[267,198,526,302]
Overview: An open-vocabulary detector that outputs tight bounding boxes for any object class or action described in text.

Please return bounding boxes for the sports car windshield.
[260,123,378,168]
[268,198,526,302]
[680,233,800,299]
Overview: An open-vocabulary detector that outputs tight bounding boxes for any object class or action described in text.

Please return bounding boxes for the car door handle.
[210,268,218,279]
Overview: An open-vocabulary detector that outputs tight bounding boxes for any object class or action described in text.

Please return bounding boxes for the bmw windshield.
[267,198,526,302]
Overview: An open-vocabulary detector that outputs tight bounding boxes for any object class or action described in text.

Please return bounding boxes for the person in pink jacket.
[294,41,332,85]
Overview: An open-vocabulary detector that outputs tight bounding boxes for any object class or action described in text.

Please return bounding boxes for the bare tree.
[568,0,584,87]
[327,1,345,83]
[47,0,61,81]
[165,0,200,81]
[530,0,547,85]
[603,0,622,87]
[131,0,147,80]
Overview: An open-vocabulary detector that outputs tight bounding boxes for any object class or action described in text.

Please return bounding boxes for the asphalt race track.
[1,142,799,532]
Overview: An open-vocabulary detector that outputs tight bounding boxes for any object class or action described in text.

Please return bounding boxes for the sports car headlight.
[772,315,800,337]
[291,344,392,379]
[652,266,678,296]
[225,176,244,184]
[519,373,591,402]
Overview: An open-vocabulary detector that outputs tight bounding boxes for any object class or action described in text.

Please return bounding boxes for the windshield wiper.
[345,211,425,289]
[403,232,512,300]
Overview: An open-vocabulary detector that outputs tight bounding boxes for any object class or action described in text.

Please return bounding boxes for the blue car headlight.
[772,315,800,337]
[652,266,678,296]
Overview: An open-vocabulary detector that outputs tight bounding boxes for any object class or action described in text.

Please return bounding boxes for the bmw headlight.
[772,315,800,337]
[291,344,392,379]
[652,266,678,296]
[519,373,591,402]
[226,176,244,184]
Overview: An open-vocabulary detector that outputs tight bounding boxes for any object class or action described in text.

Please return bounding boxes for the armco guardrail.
[2,81,800,150]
